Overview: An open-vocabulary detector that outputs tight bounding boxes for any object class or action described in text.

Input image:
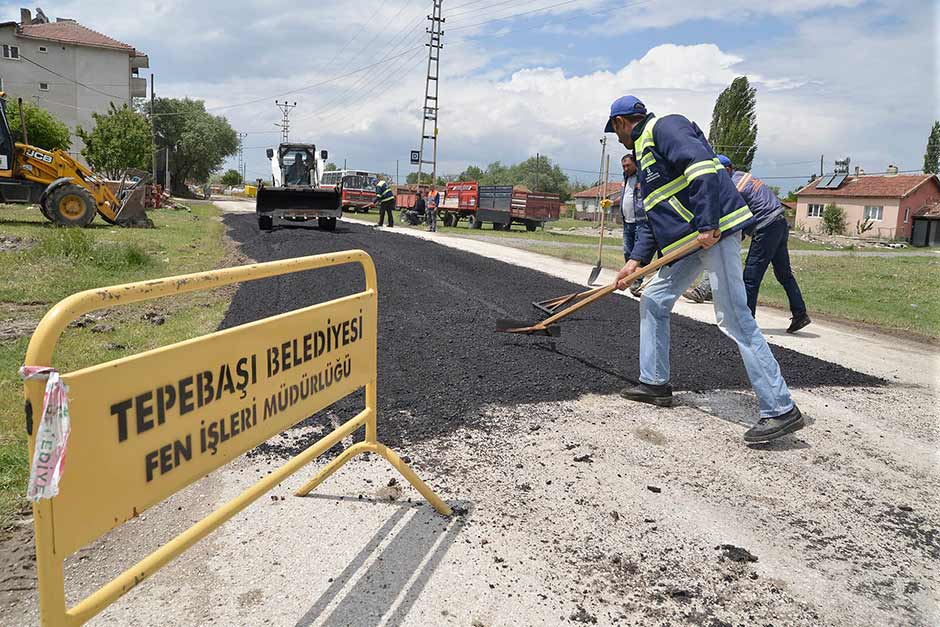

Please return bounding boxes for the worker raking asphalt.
[221,216,881,457]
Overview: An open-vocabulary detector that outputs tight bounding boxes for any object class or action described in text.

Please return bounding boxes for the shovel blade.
[494,319,561,337]
[587,264,602,286]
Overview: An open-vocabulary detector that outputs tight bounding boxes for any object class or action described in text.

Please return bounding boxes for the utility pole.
[275,100,297,143]
[415,0,444,188]
[396,159,399,185]
[150,73,157,187]
[237,132,248,184]
[820,154,824,178]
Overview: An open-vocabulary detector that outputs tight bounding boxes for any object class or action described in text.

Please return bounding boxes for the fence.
[23,250,451,626]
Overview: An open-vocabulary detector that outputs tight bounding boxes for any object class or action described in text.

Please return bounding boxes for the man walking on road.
[682,156,811,334]
[375,178,396,228]
[620,154,645,295]
[605,95,804,443]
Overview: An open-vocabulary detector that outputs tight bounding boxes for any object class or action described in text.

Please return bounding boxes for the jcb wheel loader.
[0,93,152,227]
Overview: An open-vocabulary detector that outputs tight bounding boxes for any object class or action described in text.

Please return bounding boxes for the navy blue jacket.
[630,114,754,264]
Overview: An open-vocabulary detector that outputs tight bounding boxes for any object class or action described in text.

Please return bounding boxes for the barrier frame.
[23,250,452,626]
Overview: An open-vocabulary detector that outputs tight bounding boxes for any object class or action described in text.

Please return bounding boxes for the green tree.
[5,97,71,151]
[221,169,242,186]
[75,103,151,178]
[923,121,940,174]
[458,165,485,181]
[510,156,571,199]
[146,97,238,196]
[405,172,448,186]
[324,162,338,171]
[708,76,758,172]
[822,203,846,235]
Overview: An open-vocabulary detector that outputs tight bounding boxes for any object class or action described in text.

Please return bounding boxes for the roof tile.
[797,175,936,199]
[18,21,137,53]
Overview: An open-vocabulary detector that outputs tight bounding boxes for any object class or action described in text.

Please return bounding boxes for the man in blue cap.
[605,96,803,443]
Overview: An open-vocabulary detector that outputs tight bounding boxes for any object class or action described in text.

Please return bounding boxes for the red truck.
[442,182,560,231]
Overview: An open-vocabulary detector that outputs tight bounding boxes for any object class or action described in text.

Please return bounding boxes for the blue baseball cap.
[604,95,647,132]
[716,154,732,168]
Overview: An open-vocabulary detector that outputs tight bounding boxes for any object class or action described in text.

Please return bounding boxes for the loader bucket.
[256,187,342,214]
[113,185,154,228]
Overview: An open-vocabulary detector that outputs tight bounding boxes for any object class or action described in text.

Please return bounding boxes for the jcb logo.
[25,149,53,164]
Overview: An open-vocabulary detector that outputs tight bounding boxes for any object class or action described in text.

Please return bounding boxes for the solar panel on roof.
[816,175,836,189]
[829,174,848,189]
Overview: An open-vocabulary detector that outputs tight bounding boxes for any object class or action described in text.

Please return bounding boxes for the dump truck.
[256,144,342,231]
[0,93,152,227]
[456,184,561,231]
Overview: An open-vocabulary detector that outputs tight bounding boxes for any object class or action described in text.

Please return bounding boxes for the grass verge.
[0,203,230,527]
[519,243,939,339]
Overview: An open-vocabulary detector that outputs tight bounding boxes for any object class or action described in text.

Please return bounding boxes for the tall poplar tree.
[708,76,758,172]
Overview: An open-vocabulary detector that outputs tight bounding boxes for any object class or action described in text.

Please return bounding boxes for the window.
[38,45,47,53]
[2,45,20,60]
[864,205,883,221]
[904,208,910,223]
[807,203,824,218]
[38,82,49,91]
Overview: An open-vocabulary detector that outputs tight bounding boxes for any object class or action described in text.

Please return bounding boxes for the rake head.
[494,319,562,337]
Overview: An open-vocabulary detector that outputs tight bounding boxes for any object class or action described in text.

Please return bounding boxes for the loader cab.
[0,94,16,175]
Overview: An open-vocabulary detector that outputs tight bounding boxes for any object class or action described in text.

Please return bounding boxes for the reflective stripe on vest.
[735,172,753,192]
[659,205,753,255]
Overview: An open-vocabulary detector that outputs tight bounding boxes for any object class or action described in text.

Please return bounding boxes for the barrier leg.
[375,444,453,516]
[294,442,375,497]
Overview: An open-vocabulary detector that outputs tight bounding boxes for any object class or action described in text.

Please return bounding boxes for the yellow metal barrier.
[23,250,451,626]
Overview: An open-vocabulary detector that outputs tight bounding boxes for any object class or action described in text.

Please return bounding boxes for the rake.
[497,238,704,336]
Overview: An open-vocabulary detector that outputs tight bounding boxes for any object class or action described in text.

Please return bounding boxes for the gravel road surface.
[1,215,935,627]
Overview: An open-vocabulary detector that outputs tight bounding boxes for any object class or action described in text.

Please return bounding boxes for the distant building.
[795,169,940,241]
[572,180,622,221]
[0,8,148,153]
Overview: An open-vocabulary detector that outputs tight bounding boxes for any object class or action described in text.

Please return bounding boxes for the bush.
[856,218,874,235]
[35,229,151,268]
[822,203,846,235]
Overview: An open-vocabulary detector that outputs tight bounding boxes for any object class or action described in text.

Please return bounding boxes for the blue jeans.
[744,217,806,317]
[622,221,638,261]
[639,234,794,418]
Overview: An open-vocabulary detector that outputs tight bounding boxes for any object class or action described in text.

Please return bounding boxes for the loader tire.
[468,214,481,230]
[319,217,337,231]
[46,185,96,227]
[258,214,273,231]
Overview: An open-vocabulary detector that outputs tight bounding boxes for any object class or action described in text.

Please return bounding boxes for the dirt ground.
[0,212,936,626]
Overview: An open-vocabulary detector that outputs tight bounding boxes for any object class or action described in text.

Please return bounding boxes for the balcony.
[130,76,147,98]
[130,53,149,70]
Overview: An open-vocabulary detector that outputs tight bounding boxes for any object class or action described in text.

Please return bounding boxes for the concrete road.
[2,214,936,626]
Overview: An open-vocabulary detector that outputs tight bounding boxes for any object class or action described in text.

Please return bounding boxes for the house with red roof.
[795,169,940,241]
[572,180,623,221]
[0,8,148,151]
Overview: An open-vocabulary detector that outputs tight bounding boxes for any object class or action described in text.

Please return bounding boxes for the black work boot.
[787,313,812,334]
[744,406,805,443]
[621,382,674,407]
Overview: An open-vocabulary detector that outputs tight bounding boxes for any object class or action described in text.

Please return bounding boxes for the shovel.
[587,155,611,285]
[497,238,705,337]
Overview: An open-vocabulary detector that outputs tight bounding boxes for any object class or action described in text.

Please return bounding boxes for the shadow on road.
[294,499,468,627]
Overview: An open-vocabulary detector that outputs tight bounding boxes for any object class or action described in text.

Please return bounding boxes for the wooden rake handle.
[537,239,704,328]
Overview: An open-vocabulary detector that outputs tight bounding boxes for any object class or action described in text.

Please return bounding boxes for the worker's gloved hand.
[616,259,640,290]
[600,199,612,210]
[697,229,722,250]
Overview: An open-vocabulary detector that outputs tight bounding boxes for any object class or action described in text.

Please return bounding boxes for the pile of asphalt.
[222,217,881,456]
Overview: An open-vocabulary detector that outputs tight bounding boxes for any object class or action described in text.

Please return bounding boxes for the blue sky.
[2,0,937,190]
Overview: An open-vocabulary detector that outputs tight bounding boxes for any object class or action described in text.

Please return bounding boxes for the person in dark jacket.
[414,190,427,224]
[606,95,803,443]
[684,155,811,333]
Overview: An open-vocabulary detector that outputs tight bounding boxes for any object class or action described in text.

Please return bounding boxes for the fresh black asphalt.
[221,216,881,454]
